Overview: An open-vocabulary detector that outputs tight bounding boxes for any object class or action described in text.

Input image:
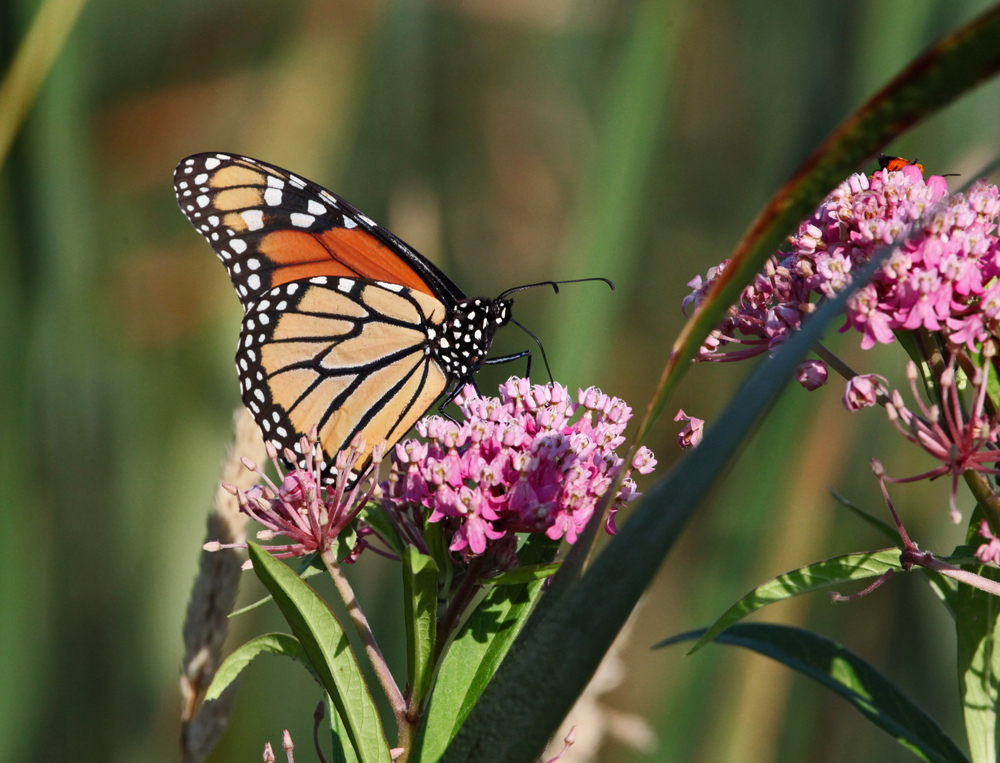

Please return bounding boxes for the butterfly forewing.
[173,153,464,309]
[240,277,450,477]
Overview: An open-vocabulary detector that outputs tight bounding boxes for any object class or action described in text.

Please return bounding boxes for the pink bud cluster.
[684,164,1000,365]
[383,378,656,562]
[207,432,383,563]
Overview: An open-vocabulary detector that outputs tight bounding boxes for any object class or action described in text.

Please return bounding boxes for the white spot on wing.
[343,216,357,229]
[204,158,221,170]
[291,213,315,227]
[195,173,208,184]
[248,274,261,290]
[241,210,264,230]
[196,195,210,208]
[338,278,353,292]
[311,276,328,285]
[248,258,260,270]
[377,281,403,292]
[231,239,247,254]
[307,200,326,215]
[267,176,285,189]
[264,188,283,206]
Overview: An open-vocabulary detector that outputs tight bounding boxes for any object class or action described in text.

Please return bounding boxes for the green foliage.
[414,535,559,763]
[686,549,903,654]
[660,623,971,763]
[247,544,392,763]
[205,633,317,701]
[957,563,1000,762]
[402,547,438,710]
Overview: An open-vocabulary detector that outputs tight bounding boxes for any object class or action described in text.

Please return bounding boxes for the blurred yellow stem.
[0,0,88,169]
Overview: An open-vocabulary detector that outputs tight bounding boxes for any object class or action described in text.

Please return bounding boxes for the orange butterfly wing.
[174,153,464,308]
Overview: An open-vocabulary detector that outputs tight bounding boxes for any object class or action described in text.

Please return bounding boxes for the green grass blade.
[0,0,88,169]
[478,563,561,586]
[660,623,970,763]
[247,543,392,763]
[205,633,316,702]
[635,4,1000,445]
[402,547,438,710]
[547,0,687,389]
[683,549,902,655]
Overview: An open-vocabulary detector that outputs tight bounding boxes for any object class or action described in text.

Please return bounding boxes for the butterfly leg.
[483,349,533,380]
[437,382,466,422]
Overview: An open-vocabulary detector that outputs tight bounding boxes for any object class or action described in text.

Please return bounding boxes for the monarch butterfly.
[174,153,606,481]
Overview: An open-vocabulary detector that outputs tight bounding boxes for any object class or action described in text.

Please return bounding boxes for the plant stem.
[320,548,409,744]
[964,470,1000,538]
[433,557,486,665]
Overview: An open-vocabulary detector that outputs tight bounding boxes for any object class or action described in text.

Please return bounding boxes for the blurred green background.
[3,0,1000,761]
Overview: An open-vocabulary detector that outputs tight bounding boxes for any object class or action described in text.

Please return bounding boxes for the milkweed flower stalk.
[206,431,384,564]
[679,159,1000,529]
[380,377,657,574]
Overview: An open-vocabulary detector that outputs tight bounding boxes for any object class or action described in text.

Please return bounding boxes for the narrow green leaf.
[687,549,901,655]
[957,562,1000,763]
[205,633,316,701]
[359,502,405,558]
[247,543,392,763]
[402,547,438,709]
[328,692,360,763]
[830,490,903,543]
[415,535,558,763]
[230,554,324,618]
[479,562,561,586]
[660,624,970,763]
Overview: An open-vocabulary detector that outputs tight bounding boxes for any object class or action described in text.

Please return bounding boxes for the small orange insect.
[878,155,924,174]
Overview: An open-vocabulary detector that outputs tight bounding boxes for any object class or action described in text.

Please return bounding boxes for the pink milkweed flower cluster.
[206,431,384,564]
[683,163,1000,371]
[382,378,656,563]
[881,355,1000,523]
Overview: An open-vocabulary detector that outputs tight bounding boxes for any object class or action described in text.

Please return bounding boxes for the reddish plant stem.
[320,548,409,746]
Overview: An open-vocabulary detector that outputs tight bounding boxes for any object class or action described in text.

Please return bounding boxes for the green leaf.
[479,563,561,586]
[402,547,438,709]
[247,543,392,763]
[659,623,970,763]
[205,633,317,701]
[957,562,1000,763]
[414,535,558,763]
[230,553,324,618]
[830,490,903,543]
[328,692,361,763]
[686,549,902,655]
[358,502,405,558]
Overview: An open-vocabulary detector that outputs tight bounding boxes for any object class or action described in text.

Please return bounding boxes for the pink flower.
[381,378,655,565]
[795,359,828,390]
[974,520,1000,566]
[843,374,886,411]
[674,409,704,449]
[208,431,384,563]
[684,165,1000,364]
[882,357,1000,523]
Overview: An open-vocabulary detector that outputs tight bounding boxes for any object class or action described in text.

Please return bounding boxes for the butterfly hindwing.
[173,153,464,308]
[240,277,450,476]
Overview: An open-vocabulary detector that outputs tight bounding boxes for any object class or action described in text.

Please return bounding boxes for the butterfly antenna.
[496,277,614,302]
[510,318,554,383]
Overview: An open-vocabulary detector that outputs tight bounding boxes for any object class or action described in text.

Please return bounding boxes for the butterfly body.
[174,152,513,478]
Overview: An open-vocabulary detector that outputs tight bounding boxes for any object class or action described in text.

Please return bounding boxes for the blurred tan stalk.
[0,0,88,170]
[179,406,266,763]
[542,605,657,762]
